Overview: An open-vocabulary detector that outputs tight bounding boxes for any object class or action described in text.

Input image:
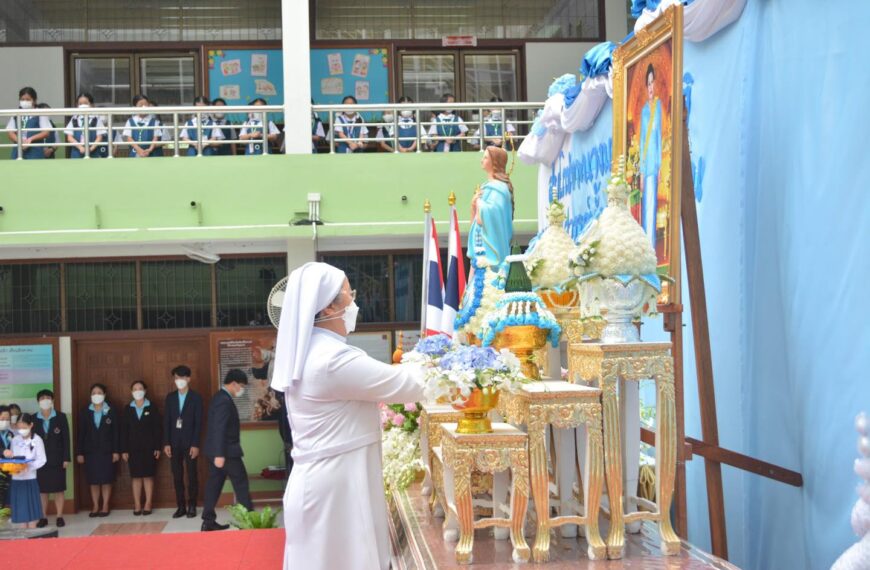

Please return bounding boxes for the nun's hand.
[122,453,129,462]
[76,455,84,464]
[112,453,119,463]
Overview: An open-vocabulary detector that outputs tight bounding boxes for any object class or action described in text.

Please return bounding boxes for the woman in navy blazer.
[76,383,119,517]
[33,389,70,528]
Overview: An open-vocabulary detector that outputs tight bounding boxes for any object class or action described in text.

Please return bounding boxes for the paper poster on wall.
[347,332,392,364]
[355,80,370,101]
[219,84,241,99]
[0,344,54,413]
[351,53,370,78]
[221,59,242,76]
[328,53,344,75]
[213,332,281,424]
[321,77,344,95]
[251,53,268,77]
[255,79,277,96]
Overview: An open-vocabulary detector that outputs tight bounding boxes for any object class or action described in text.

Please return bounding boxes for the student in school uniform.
[311,100,326,153]
[121,380,162,516]
[427,93,467,152]
[35,103,60,158]
[469,96,517,151]
[122,95,162,158]
[5,87,53,160]
[148,99,170,157]
[65,92,108,159]
[76,383,119,517]
[333,95,367,154]
[239,98,280,155]
[163,365,204,518]
[9,403,21,427]
[376,96,418,153]
[32,389,70,528]
[180,96,225,156]
[210,98,236,156]
[0,406,12,507]
[2,414,47,528]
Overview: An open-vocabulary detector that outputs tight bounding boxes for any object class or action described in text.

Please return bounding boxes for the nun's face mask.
[315,288,359,334]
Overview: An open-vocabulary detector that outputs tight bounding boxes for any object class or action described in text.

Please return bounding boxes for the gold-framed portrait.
[612,4,684,305]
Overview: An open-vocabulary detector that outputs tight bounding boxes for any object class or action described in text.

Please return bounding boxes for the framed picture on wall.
[210,330,280,427]
[612,4,684,304]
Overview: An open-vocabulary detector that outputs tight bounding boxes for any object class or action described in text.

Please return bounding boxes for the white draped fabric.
[281,328,425,570]
[559,73,612,133]
[635,0,748,43]
[517,93,568,166]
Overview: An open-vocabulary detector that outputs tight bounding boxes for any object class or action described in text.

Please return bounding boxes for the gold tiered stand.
[567,341,680,559]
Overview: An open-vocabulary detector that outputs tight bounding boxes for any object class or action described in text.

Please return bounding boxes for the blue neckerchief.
[88,402,110,428]
[130,398,151,420]
[41,408,57,434]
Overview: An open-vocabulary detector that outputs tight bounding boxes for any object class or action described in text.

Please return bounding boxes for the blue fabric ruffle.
[631,0,663,18]
[547,73,577,98]
[580,41,616,79]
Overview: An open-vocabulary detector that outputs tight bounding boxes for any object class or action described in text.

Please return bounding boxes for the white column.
[286,237,317,272]
[281,0,313,154]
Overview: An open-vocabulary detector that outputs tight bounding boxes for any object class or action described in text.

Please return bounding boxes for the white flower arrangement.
[422,344,528,405]
[524,198,577,290]
[381,427,425,494]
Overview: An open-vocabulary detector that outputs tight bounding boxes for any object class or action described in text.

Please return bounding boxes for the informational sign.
[212,331,279,424]
[442,35,477,47]
[0,344,54,413]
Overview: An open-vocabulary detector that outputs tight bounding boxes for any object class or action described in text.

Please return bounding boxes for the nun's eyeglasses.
[349,289,357,301]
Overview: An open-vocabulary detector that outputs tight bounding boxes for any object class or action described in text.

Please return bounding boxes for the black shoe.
[98,511,110,517]
[142,510,152,516]
[56,517,65,527]
[133,510,142,516]
[88,512,100,518]
[36,518,48,528]
[201,521,230,532]
[186,505,197,518]
[172,506,187,519]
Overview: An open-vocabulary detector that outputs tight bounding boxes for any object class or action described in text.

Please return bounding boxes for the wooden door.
[73,335,212,511]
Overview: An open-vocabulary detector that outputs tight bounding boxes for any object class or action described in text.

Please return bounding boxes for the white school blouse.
[8,434,47,481]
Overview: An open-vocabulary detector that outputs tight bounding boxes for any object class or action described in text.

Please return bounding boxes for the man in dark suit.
[162,364,204,519]
[201,368,254,531]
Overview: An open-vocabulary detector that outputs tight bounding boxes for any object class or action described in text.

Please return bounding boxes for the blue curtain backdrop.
[557,1,869,568]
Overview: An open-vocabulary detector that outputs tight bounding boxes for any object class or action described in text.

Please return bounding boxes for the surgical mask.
[400,110,413,118]
[132,390,146,401]
[18,428,31,438]
[78,103,91,109]
[315,300,359,335]
[214,112,225,120]
[490,111,502,120]
[10,415,19,424]
[382,113,394,123]
[19,100,33,110]
[175,379,189,390]
[91,394,105,405]
[248,112,261,121]
[0,421,8,431]
[235,386,246,399]
[39,399,53,411]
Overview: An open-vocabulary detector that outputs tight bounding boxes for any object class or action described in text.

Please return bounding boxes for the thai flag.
[424,218,445,337]
[441,205,466,337]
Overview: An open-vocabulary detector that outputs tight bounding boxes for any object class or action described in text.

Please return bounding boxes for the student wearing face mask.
[272,263,425,570]
[375,96,418,153]
[65,92,108,159]
[163,365,203,518]
[427,92,467,152]
[6,87,53,159]
[76,383,119,517]
[9,403,22,427]
[239,98,280,155]
[0,406,12,508]
[469,95,517,151]
[201,369,254,531]
[32,389,70,528]
[180,96,225,156]
[120,380,162,516]
[3,414,47,528]
[122,95,162,158]
[333,95,368,153]
[210,98,236,156]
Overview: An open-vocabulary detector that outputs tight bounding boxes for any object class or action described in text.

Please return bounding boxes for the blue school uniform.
[211,119,235,156]
[127,117,161,158]
[335,114,364,154]
[69,116,108,159]
[9,115,46,160]
[433,114,463,152]
[182,117,219,156]
[243,119,270,155]
[396,118,417,150]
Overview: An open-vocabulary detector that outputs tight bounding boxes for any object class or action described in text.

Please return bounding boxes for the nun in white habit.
[271,262,425,570]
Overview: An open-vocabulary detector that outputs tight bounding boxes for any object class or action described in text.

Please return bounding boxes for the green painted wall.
[0,153,539,246]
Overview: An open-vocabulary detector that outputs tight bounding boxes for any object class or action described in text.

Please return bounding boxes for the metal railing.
[0,101,544,160]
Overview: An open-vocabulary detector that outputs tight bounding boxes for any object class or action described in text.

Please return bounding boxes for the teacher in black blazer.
[76,383,120,517]
[201,369,254,531]
[121,380,162,516]
[33,389,70,528]
[163,364,203,519]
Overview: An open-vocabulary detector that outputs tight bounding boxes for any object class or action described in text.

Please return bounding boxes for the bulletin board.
[207,48,284,123]
[0,338,60,416]
[310,47,391,120]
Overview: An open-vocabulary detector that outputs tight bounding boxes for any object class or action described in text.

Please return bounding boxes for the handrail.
[0,101,543,159]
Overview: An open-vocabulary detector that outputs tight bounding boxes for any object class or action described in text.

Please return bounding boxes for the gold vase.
[492,325,550,380]
[536,288,580,314]
[452,386,500,434]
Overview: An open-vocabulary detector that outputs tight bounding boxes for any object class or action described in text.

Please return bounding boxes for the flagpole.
[420,199,431,337]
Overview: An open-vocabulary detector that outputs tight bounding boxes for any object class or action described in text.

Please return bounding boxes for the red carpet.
[2,528,284,569]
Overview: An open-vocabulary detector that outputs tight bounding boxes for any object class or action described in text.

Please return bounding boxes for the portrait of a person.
[639,62,662,251]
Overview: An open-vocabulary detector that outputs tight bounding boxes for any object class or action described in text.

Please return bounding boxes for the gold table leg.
[584,415,608,560]
[656,370,681,555]
[509,449,532,563]
[453,459,474,565]
[601,370,626,559]
[527,427,551,562]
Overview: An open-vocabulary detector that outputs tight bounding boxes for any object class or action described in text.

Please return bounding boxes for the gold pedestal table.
[433,423,531,565]
[498,380,607,562]
[568,341,679,559]
[420,404,464,499]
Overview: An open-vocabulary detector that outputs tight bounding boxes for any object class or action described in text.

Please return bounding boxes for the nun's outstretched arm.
[326,349,425,404]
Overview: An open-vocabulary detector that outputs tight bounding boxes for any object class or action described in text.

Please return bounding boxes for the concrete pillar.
[281,0,313,154]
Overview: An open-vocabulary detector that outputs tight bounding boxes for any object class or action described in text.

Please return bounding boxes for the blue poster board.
[310,47,390,120]
[207,49,284,123]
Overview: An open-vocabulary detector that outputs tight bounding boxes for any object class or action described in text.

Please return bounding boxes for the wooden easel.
[644,106,804,559]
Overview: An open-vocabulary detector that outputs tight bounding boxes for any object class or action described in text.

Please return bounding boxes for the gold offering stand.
[433,423,531,565]
[568,341,680,559]
[498,381,607,562]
